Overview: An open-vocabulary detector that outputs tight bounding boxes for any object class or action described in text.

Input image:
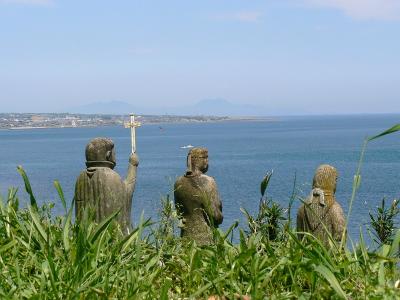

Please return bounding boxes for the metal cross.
[124,114,141,153]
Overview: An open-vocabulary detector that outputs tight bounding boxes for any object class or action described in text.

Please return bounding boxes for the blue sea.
[0,114,399,243]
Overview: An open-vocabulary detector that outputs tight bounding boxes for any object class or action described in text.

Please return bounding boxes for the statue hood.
[85,161,116,169]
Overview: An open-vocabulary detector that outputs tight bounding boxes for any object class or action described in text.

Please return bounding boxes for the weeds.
[1,169,399,299]
[369,198,399,245]
[242,171,286,242]
[0,123,399,299]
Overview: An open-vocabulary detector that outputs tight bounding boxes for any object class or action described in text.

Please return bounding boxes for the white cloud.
[304,0,400,20]
[212,11,263,23]
[0,0,52,5]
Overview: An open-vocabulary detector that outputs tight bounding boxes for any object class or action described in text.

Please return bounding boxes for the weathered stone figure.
[174,147,223,245]
[297,164,345,246]
[74,138,138,234]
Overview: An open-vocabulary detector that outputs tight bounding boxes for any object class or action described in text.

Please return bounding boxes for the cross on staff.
[124,114,141,153]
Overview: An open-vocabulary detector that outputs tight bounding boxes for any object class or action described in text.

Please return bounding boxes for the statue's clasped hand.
[129,153,139,166]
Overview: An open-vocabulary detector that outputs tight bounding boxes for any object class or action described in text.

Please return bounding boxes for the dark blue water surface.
[0,114,399,242]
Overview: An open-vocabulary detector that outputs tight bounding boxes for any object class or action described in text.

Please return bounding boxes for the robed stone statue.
[297,164,345,246]
[74,137,138,234]
[174,147,223,245]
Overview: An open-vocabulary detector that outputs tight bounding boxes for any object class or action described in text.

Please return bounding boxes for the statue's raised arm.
[125,152,139,195]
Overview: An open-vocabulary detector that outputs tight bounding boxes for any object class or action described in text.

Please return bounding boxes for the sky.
[0,0,399,115]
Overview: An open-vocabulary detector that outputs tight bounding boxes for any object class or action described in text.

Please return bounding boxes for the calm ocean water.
[0,114,399,242]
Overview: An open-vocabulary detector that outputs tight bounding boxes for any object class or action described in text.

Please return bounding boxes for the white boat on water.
[180,144,194,149]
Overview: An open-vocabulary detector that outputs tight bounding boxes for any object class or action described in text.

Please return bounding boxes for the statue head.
[312,164,338,194]
[186,147,208,175]
[85,137,116,169]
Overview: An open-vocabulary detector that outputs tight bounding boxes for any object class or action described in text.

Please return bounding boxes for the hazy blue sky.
[1,0,399,115]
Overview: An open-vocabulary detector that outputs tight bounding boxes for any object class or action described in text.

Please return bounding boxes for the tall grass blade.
[260,170,273,197]
[17,166,37,209]
[222,220,239,240]
[342,123,400,247]
[368,123,400,141]
[117,218,151,253]
[0,240,17,254]
[54,180,67,214]
[160,278,172,300]
[378,262,386,286]
[341,139,367,248]
[28,205,48,243]
[63,200,74,252]
[314,264,347,299]
[89,209,120,243]
[389,229,400,257]
[7,187,18,207]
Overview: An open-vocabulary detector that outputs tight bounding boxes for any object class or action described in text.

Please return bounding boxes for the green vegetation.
[369,198,399,245]
[0,125,399,299]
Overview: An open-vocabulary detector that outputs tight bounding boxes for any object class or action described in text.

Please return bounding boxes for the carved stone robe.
[174,173,223,246]
[74,163,137,234]
[297,191,345,246]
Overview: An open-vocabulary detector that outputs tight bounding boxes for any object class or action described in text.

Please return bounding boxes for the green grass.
[0,124,399,299]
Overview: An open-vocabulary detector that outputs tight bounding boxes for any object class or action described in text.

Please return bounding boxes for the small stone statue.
[74,137,138,234]
[297,164,345,246]
[174,147,223,245]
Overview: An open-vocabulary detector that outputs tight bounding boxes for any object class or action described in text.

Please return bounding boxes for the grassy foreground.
[0,125,399,299]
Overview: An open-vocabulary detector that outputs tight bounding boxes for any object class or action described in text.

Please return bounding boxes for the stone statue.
[297,164,345,246]
[74,137,138,234]
[174,147,223,245]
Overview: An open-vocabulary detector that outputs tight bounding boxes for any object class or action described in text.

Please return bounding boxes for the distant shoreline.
[0,116,277,131]
[7,126,78,130]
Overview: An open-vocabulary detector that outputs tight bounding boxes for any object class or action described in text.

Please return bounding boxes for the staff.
[124,113,141,153]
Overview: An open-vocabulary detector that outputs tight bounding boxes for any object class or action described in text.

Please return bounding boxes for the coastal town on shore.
[0,113,268,130]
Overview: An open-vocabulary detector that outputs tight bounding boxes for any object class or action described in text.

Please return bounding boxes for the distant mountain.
[69,101,138,115]
[68,99,266,116]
